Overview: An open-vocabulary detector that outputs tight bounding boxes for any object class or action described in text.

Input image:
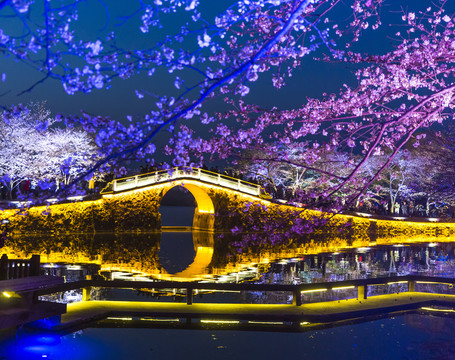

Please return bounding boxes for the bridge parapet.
[101,167,263,197]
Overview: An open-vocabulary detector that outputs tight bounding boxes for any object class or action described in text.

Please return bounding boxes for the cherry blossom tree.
[0,103,99,199]
[0,103,55,198]
[234,143,311,197]
[0,0,382,193]
[406,134,455,215]
[37,127,100,187]
[362,151,422,214]
[200,2,455,210]
[3,0,453,220]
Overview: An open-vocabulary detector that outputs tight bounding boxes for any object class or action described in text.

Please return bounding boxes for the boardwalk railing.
[101,168,264,197]
[0,254,40,281]
[35,274,455,306]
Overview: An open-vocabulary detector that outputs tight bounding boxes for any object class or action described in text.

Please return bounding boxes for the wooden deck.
[50,292,455,332]
[0,275,66,330]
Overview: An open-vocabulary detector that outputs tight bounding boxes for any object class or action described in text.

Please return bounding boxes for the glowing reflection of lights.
[420,307,455,313]
[16,332,61,359]
[65,265,82,270]
[200,320,240,324]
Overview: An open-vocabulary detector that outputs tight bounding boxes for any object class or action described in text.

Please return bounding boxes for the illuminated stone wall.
[1,190,162,233]
[2,180,455,236]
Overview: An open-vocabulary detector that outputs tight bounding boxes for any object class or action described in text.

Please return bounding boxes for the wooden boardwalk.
[0,275,66,330]
[51,292,455,332]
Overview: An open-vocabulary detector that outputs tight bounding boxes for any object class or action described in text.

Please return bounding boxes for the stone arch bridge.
[99,167,267,231]
[1,166,453,237]
[1,167,277,233]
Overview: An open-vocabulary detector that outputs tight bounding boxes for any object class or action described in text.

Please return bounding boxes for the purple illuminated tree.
[2,0,454,215]
[0,0,381,192]
[201,3,455,209]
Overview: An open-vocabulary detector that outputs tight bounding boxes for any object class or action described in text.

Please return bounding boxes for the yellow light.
[332,286,355,290]
[140,318,180,322]
[356,212,372,218]
[67,196,84,201]
[416,281,454,286]
[200,320,240,324]
[420,307,455,313]
[248,321,284,325]
[300,321,311,326]
[387,281,408,285]
[198,209,214,214]
[2,292,11,298]
[106,317,133,321]
[301,288,327,294]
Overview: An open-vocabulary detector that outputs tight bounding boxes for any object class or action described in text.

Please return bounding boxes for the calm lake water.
[1,206,455,359]
[2,314,455,360]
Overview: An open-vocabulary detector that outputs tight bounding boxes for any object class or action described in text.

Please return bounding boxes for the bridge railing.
[101,168,264,197]
[35,274,455,306]
[0,254,41,281]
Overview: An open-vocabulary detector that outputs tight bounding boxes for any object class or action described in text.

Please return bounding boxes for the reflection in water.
[3,231,455,286]
[0,232,455,284]
[157,231,214,281]
[159,232,195,273]
[3,230,455,358]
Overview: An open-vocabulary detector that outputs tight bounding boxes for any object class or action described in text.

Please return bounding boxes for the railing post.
[197,169,201,179]
[237,180,241,190]
[83,275,92,301]
[0,254,8,281]
[217,174,221,185]
[12,262,18,279]
[113,180,117,192]
[408,280,415,292]
[293,290,302,306]
[187,287,193,305]
[19,261,25,278]
[358,285,367,299]
[30,255,40,276]
[135,175,138,187]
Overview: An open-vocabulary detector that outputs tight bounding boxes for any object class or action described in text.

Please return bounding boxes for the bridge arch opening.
[159,186,196,227]
[160,183,215,230]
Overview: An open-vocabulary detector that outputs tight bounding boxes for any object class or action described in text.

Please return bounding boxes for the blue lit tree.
[0,0,381,195]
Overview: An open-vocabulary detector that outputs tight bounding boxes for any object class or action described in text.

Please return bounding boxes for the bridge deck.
[52,292,455,332]
[102,167,264,197]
